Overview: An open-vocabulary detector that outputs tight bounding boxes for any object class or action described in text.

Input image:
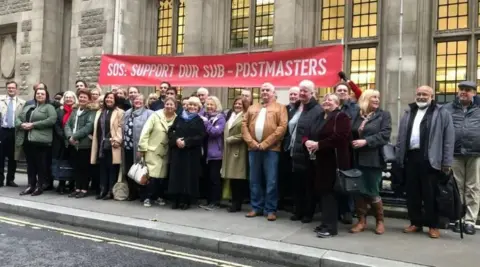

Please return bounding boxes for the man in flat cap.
[444,81,480,235]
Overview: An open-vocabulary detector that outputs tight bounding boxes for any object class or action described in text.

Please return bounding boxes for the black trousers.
[24,143,49,188]
[320,193,338,234]
[278,151,293,208]
[405,150,440,228]
[99,150,119,194]
[0,128,16,183]
[70,147,91,191]
[90,164,100,194]
[124,149,139,199]
[230,179,247,207]
[143,178,166,200]
[292,170,315,218]
[207,160,222,204]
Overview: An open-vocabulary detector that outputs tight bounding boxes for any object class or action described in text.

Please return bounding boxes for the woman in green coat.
[221,97,249,212]
[16,88,57,196]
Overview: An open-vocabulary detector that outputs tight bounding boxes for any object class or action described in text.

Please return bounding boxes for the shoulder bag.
[127,157,149,185]
[113,167,129,201]
[381,143,396,163]
[332,113,363,194]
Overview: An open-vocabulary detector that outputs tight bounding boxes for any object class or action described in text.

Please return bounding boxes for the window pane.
[437,0,469,31]
[435,40,468,103]
[320,0,345,41]
[352,0,377,38]
[254,0,275,48]
[230,0,250,49]
[176,0,186,54]
[227,88,260,107]
[157,0,173,55]
[350,47,377,90]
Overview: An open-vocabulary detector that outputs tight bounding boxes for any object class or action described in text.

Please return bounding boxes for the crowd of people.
[0,72,479,239]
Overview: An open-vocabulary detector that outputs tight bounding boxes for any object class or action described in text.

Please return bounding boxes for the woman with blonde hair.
[199,96,226,211]
[147,93,159,109]
[168,96,206,210]
[349,89,392,235]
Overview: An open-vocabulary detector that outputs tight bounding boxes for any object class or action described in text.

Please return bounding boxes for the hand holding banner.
[98,45,343,88]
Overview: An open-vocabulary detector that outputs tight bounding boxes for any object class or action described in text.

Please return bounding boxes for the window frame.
[435,0,470,33]
[225,0,276,53]
[155,0,186,56]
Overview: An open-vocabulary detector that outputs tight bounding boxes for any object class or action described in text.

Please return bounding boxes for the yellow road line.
[0,216,252,267]
[62,232,104,242]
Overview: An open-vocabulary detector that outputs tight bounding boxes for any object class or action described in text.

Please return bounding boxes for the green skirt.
[358,166,383,197]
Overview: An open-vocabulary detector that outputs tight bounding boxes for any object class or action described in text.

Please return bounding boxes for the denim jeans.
[249,150,279,214]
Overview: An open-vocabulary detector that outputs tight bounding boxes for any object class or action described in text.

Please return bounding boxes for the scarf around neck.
[181,110,198,121]
[62,105,73,127]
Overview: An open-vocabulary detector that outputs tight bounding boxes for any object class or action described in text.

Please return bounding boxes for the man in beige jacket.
[0,81,26,187]
[242,82,287,221]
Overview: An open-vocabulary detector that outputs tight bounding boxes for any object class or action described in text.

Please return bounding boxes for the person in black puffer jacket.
[288,80,322,223]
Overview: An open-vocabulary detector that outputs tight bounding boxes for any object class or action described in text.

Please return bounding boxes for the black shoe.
[6,181,18,187]
[20,187,34,196]
[96,192,106,200]
[180,203,190,210]
[68,191,78,198]
[451,222,461,233]
[465,224,476,235]
[314,224,326,233]
[76,192,87,198]
[102,193,113,200]
[301,217,313,224]
[0,182,4,187]
[341,212,353,225]
[317,229,337,238]
[171,202,179,210]
[58,186,66,195]
[228,205,241,213]
[290,215,301,221]
[31,187,43,196]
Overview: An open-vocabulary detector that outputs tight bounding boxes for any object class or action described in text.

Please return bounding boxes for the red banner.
[98,45,343,88]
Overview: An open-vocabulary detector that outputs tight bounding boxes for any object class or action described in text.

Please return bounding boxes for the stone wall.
[0,0,32,15]
[77,55,101,87]
[79,8,107,48]
[20,19,31,54]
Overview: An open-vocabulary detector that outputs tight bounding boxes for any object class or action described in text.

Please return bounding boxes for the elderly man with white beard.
[395,85,454,239]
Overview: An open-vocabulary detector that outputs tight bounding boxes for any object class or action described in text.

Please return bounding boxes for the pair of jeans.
[23,142,49,189]
[70,147,91,191]
[248,150,279,214]
[99,150,119,194]
[0,128,16,183]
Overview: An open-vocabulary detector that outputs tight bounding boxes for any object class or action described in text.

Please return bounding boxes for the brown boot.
[350,197,367,233]
[371,200,385,235]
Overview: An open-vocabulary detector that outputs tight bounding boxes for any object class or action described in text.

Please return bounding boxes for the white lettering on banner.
[179,65,199,78]
[106,63,126,76]
[130,64,174,77]
[203,64,225,78]
[234,58,328,78]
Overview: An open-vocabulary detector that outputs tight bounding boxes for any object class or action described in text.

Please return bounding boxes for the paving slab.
[0,174,477,267]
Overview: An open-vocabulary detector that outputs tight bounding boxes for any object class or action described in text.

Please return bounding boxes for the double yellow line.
[0,216,252,267]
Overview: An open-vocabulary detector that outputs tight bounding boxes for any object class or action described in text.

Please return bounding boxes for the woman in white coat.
[138,97,177,207]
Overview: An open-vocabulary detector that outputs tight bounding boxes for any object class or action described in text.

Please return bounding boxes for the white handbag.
[127,157,149,185]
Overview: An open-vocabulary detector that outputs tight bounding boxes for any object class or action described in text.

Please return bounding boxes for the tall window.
[227,87,261,107]
[437,0,468,31]
[350,47,376,90]
[157,0,186,55]
[352,0,378,38]
[320,0,345,41]
[229,0,275,50]
[435,40,467,103]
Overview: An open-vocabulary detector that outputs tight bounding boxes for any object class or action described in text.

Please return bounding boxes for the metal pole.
[397,0,404,124]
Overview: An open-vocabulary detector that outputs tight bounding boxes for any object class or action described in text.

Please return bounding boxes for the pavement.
[0,174,478,267]
[0,212,282,267]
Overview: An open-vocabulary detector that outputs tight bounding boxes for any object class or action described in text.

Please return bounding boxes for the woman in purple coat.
[199,96,226,211]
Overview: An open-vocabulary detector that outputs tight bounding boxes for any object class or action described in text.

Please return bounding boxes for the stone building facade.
[0,0,478,133]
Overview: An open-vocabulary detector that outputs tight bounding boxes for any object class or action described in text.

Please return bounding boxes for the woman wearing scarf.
[138,97,178,207]
[17,88,57,196]
[52,90,77,194]
[90,92,124,200]
[199,96,226,211]
[221,97,249,212]
[64,89,94,198]
[123,94,153,202]
[349,89,392,235]
[167,97,206,210]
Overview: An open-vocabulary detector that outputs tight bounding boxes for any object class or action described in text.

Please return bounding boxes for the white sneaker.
[144,199,152,207]
[156,198,166,206]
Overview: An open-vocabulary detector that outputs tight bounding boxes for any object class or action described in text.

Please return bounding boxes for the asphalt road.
[0,213,285,267]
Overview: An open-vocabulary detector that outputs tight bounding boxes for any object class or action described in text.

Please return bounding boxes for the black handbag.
[381,143,396,163]
[52,147,74,180]
[331,113,363,194]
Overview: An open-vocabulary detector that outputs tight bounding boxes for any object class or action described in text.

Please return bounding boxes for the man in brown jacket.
[242,82,288,221]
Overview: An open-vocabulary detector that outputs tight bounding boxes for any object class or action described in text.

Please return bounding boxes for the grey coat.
[352,109,392,168]
[396,103,455,170]
[443,99,480,156]
[123,107,154,157]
